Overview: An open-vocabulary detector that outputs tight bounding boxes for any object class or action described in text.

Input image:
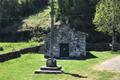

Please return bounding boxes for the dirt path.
[96,56,120,72]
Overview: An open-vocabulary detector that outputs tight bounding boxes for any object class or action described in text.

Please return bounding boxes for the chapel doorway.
[59,43,69,57]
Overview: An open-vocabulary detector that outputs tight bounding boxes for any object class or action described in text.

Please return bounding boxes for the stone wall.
[1,43,120,62]
[20,45,44,54]
[87,43,120,51]
[45,24,87,58]
[0,45,44,62]
[0,51,21,62]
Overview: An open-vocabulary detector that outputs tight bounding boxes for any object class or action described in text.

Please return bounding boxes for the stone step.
[35,69,63,74]
[60,57,69,59]
[40,66,62,70]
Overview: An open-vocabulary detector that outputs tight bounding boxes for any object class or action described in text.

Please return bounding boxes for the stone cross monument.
[35,0,63,74]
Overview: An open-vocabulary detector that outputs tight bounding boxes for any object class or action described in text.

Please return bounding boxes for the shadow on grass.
[56,52,97,60]
[85,51,98,60]
[64,72,88,78]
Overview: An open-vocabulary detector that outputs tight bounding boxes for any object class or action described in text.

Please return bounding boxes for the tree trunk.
[0,9,1,29]
[112,26,117,51]
[0,16,1,29]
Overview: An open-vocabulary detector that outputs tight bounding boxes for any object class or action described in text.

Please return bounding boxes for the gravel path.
[96,56,120,72]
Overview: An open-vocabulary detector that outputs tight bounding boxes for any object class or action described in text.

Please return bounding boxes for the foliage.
[57,0,116,43]
[21,6,51,31]
[57,0,98,32]
[93,0,120,35]
[0,52,120,80]
[0,0,50,42]
[0,0,49,28]
[30,26,50,42]
[1,0,119,43]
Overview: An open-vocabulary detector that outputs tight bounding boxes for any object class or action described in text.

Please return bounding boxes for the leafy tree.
[57,0,98,32]
[0,0,49,29]
[93,0,120,50]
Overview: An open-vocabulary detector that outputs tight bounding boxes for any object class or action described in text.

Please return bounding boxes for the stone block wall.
[45,24,87,58]
[0,45,44,62]
[86,43,120,51]
[0,51,21,62]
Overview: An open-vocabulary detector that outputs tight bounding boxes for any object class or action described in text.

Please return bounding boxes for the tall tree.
[93,0,120,50]
[0,0,49,29]
[57,0,98,32]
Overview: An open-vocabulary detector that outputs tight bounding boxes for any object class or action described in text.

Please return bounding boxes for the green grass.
[0,42,40,54]
[0,51,120,80]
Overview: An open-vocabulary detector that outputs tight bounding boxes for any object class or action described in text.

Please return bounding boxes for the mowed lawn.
[0,51,120,80]
[0,42,40,54]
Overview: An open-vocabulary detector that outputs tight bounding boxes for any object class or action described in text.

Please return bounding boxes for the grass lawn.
[0,51,120,80]
[0,42,40,54]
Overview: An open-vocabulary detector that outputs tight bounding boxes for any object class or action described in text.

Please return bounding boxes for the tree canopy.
[57,0,98,32]
[0,0,120,43]
[93,0,120,35]
[0,0,49,29]
[94,0,120,50]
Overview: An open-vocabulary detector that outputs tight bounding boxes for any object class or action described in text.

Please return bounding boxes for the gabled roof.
[54,23,88,36]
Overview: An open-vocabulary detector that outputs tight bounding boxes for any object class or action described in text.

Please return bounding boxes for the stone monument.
[35,0,63,74]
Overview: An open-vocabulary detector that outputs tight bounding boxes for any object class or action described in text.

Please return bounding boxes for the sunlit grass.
[0,51,120,80]
[0,42,40,54]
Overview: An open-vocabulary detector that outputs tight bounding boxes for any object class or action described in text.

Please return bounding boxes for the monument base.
[35,58,63,74]
[35,66,63,74]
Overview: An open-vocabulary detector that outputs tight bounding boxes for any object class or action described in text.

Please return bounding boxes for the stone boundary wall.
[0,45,44,62]
[20,45,44,54]
[0,43,120,62]
[0,51,21,62]
[87,43,120,51]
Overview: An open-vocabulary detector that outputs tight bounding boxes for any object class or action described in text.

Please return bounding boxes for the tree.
[0,0,49,29]
[0,0,21,28]
[93,0,120,50]
[57,0,99,33]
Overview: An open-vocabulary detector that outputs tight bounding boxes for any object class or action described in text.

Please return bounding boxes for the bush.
[30,26,50,42]
[0,47,3,51]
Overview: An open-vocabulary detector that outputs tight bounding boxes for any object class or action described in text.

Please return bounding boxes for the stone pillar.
[34,0,63,74]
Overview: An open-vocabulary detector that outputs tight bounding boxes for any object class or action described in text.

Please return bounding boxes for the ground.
[0,51,120,80]
[96,54,120,72]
